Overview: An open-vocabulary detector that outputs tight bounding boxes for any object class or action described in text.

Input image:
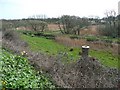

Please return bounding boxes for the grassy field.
[21,34,118,68]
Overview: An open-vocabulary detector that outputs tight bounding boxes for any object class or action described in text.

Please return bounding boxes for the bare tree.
[58,15,89,35]
[26,19,48,32]
[104,10,116,27]
[28,14,47,20]
[99,10,118,37]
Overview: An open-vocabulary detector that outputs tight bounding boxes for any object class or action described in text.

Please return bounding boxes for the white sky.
[0,0,119,19]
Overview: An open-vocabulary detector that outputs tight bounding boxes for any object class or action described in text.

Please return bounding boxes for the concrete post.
[81,45,90,59]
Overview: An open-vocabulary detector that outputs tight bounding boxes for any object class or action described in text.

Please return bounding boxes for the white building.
[118,1,120,15]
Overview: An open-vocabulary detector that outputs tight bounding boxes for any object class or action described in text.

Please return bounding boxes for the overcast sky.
[0,0,119,19]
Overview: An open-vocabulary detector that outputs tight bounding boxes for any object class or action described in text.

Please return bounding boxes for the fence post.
[81,45,90,59]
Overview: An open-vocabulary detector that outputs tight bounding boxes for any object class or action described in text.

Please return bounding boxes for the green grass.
[21,34,80,62]
[90,50,118,68]
[1,49,55,89]
[22,34,65,54]
[21,34,119,68]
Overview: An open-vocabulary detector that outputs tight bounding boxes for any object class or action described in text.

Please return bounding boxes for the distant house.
[100,20,106,24]
[88,20,96,25]
[90,20,96,25]
[118,1,120,15]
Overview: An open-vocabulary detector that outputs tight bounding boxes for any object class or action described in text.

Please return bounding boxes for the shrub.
[70,36,80,39]
[2,29,19,41]
[103,39,113,43]
[86,36,99,42]
[98,24,118,38]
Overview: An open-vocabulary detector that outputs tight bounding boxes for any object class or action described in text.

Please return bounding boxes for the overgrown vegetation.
[1,49,55,89]
[50,57,118,88]
[98,11,119,38]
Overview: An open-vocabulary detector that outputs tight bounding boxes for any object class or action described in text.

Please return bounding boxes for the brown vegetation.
[55,36,86,47]
[80,25,99,35]
[55,35,118,55]
[48,24,61,31]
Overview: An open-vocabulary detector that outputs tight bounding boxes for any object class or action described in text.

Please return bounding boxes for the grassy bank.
[21,34,118,68]
[21,34,80,62]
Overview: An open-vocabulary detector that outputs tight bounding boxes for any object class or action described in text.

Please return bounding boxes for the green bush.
[1,49,55,89]
[70,36,80,39]
[86,36,99,42]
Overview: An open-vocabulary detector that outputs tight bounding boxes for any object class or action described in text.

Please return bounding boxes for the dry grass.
[48,24,63,31]
[55,36,86,47]
[48,24,59,31]
[80,25,99,35]
[55,35,118,55]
